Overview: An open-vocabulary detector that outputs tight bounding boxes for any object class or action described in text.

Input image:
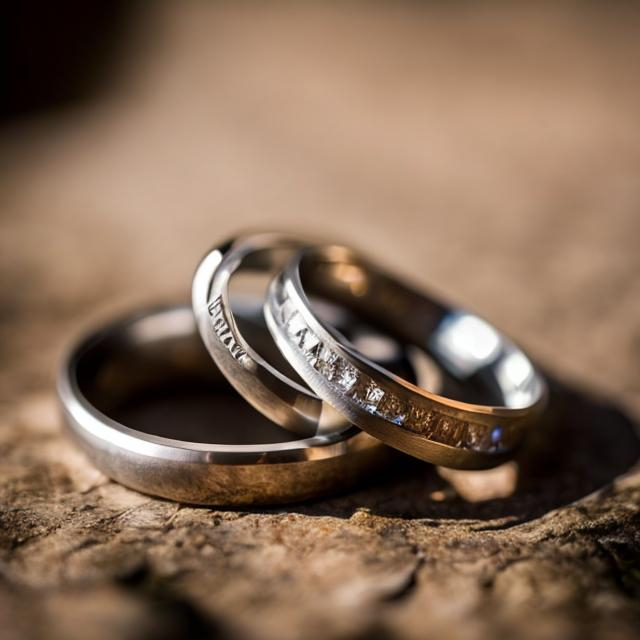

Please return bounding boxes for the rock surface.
[1,3,639,639]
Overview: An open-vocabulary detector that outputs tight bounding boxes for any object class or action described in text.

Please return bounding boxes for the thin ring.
[264,245,548,469]
[192,233,344,436]
[57,304,392,505]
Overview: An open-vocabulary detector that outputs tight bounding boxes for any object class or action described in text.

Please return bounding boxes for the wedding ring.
[264,245,548,469]
[193,233,345,437]
[58,304,392,505]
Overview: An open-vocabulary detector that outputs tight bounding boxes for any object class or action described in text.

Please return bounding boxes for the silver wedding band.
[264,244,546,469]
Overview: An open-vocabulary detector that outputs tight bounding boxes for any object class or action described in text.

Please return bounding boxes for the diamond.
[449,421,466,447]
[464,423,485,450]
[337,361,358,391]
[301,329,320,353]
[433,416,452,441]
[318,345,336,364]
[279,297,296,324]
[377,394,406,425]
[362,381,384,413]
[316,347,339,378]
[286,312,307,341]
[347,375,369,404]
[295,327,307,348]
[326,362,340,381]
[404,404,430,433]
[490,425,504,449]
[305,340,323,366]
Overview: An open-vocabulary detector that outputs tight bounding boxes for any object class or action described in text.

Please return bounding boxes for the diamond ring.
[264,244,547,469]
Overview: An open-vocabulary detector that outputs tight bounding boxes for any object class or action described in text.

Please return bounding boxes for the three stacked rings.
[58,233,547,504]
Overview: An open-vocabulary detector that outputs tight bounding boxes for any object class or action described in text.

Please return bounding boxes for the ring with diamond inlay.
[58,304,394,505]
[264,245,548,469]
[192,233,424,438]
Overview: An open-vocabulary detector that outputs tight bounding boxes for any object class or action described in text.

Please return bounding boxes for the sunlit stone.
[464,423,485,450]
[305,339,323,366]
[318,345,335,364]
[405,404,429,433]
[301,329,320,353]
[279,297,296,324]
[362,382,384,413]
[490,425,504,449]
[377,395,406,425]
[337,362,358,391]
[318,349,340,380]
[286,312,307,339]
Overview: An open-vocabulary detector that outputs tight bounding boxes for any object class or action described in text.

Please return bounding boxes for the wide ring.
[57,304,392,505]
[264,245,548,469]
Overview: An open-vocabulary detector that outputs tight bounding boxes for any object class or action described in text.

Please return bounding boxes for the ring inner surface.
[299,253,543,410]
[76,311,301,445]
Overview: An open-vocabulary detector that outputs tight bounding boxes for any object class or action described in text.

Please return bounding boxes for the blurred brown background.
[1,3,640,640]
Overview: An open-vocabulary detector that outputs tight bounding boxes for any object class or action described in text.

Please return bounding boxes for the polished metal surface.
[57,305,393,505]
[265,245,548,469]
